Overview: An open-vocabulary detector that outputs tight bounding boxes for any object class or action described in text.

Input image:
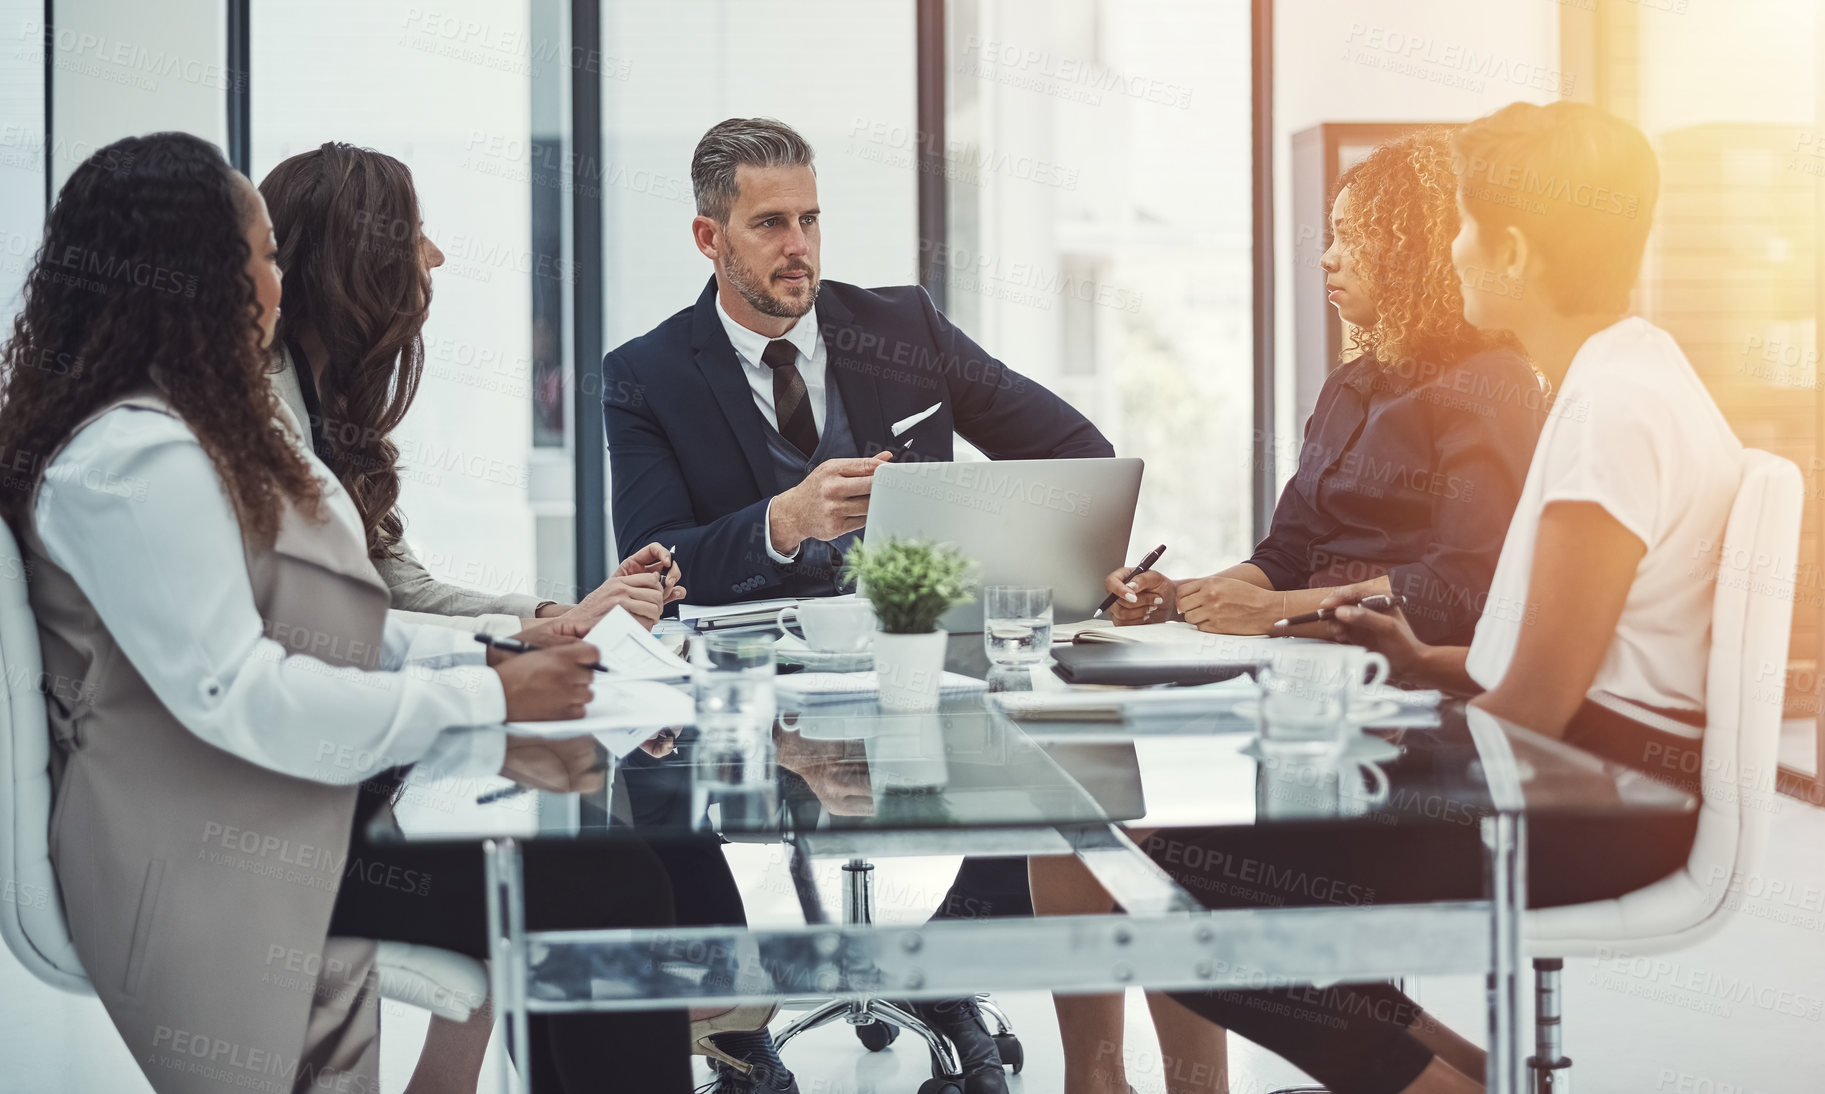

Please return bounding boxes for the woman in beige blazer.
[0,133,697,1092]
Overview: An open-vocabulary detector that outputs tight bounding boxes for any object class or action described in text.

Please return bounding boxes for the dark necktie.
[761,338,819,459]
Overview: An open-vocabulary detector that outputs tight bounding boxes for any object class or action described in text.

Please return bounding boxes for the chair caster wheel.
[993,1032,1024,1074]
[856,1019,899,1052]
[917,1080,963,1094]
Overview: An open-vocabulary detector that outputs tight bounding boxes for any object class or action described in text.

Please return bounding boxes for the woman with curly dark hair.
[1102,129,1544,648]
[0,132,694,1093]
[1043,131,1545,1094]
[256,141,684,639]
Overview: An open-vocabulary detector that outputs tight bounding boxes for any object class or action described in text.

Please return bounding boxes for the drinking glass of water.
[690,634,778,827]
[982,585,1053,665]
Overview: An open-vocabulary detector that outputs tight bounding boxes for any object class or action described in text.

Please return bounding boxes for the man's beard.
[724,245,818,319]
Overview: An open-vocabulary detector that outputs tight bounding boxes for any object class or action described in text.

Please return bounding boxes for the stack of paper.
[503,607,695,756]
[583,607,693,680]
[506,679,693,756]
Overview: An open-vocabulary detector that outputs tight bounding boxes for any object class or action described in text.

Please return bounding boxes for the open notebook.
[1057,619,1298,662]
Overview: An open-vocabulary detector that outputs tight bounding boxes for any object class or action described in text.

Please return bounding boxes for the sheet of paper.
[505,679,693,756]
[583,606,692,680]
[678,597,800,627]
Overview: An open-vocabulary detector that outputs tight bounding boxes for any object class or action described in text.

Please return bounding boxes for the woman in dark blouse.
[1045,131,1545,1094]
[1105,132,1545,647]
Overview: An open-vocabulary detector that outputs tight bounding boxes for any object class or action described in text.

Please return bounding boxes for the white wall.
[0,0,43,315]
[252,0,542,603]
[47,0,226,191]
[599,0,919,351]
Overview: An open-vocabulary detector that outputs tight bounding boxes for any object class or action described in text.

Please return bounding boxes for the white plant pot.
[874,628,948,711]
[868,713,951,790]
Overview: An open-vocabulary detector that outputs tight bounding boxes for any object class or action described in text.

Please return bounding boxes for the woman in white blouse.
[0,133,694,1092]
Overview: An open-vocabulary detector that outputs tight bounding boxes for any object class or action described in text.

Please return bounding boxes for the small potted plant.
[844,538,975,711]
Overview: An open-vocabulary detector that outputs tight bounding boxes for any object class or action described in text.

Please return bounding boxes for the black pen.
[1274,593,1408,628]
[1094,543,1168,618]
[652,544,678,595]
[473,632,612,673]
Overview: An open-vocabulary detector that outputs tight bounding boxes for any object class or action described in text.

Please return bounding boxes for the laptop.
[865,457,1144,632]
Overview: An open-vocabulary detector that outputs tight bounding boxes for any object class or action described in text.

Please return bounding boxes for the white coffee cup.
[1257,644,1391,757]
[777,599,878,653]
[1256,754,1391,820]
[1267,644,1389,706]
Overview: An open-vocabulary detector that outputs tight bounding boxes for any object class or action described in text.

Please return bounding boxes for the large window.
[1620,0,1822,783]
[252,0,564,605]
[946,0,1253,576]
[1273,0,1560,477]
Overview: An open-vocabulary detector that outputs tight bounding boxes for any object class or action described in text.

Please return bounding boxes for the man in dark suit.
[605,119,1112,605]
[604,118,1113,1094]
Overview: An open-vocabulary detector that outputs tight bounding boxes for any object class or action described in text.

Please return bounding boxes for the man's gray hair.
[691,117,815,224]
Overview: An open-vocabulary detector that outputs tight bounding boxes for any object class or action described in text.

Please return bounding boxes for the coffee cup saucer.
[773,632,874,671]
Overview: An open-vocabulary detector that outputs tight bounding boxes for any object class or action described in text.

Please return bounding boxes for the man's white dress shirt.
[714,294,828,563]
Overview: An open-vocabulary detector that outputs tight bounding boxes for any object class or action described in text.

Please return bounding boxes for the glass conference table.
[380,635,1697,1094]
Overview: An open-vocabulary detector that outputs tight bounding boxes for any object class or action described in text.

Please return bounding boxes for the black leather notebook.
[1048,643,1260,687]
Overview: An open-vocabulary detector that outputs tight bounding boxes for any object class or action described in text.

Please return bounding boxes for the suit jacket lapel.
[816,284,890,452]
[689,277,772,495]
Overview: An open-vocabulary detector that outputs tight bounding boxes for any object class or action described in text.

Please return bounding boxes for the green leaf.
[841,538,977,634]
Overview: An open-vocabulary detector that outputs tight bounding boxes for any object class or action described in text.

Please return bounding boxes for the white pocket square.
[891,402,942,436]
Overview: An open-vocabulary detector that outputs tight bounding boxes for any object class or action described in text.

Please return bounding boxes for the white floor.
[9,800,1825,1094]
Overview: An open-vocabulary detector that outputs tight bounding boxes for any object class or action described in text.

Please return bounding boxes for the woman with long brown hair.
[1052,130,1548,1094]
[0,132,695,1092]
[257,143,795,1094]
[259,141,683,637]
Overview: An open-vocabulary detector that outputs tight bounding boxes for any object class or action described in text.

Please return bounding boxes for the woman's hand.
[616,541,682,588]
[506,613,592,647]
[499,734,606,794]
[1177,576,1277,634]
[491,641,599,722]
[1102,567,1177,625]
[570,543,687,631]
[1322,592,1431,678]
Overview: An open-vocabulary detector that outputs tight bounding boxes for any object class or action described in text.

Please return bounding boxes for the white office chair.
[0,517,489,1025]
[1265,450,1804,1094]
[1521,449,1803,1091]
